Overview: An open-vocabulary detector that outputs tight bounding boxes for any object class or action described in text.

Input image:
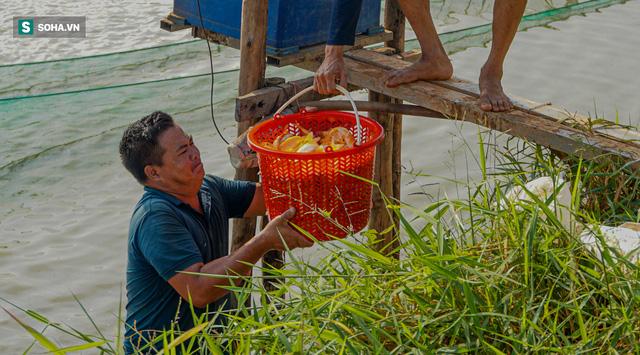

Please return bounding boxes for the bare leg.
[385,0,453,87]
[479,0,527,112]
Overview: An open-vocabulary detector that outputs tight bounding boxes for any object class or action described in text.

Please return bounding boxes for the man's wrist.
[325,45,344,58]
[254,231,274,253]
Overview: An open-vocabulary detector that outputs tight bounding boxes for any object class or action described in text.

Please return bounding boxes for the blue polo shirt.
[124,175,255,354]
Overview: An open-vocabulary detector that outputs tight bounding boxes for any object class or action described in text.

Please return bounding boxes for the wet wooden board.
[392,49,640,146]
[324,49,640,169]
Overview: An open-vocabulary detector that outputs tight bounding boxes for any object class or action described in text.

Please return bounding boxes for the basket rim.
[247,110,384,159]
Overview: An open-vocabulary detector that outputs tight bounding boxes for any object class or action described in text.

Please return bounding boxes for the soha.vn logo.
[17,18,34,35]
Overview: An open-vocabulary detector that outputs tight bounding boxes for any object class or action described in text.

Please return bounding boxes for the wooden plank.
[295,52,640,167]
[160,13,190,32]
[338,49,640,169]
[512,96,640,144]
[390,49,640,146]
[267,30,393,67]
[161,19,189,32]
[192,27,240,49]
[236,77,318,121]
[299,100,444,118]
[235,77,360,122]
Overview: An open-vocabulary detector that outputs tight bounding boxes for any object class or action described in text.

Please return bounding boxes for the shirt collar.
[143,185,188,207]
[143,184,211,215]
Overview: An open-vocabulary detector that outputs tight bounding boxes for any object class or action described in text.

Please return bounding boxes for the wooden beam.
[267,30,393,67]
[160,13,190,32]
[236,80,446,119]
[299,100,444,118]
[341,49,640,169]
[236,77,318,122]
[193,27,240,49]
[191,25,392,68]
[235,76,359,122]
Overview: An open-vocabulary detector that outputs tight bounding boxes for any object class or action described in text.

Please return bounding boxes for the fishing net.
[0,0,624,176]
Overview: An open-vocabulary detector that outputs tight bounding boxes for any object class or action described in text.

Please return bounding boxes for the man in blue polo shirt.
[315,0,527,112]
[119,111,313,353]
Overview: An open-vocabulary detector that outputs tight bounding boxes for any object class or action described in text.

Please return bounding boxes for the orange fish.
[264,124,356,153]
[319,127,355,150]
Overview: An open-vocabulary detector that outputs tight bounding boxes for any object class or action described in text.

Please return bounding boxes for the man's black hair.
[119,111,175,184]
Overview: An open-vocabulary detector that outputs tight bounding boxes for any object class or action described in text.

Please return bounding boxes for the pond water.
[0,0,638,352]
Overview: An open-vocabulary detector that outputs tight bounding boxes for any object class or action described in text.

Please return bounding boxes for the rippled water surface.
[1,0,638,352]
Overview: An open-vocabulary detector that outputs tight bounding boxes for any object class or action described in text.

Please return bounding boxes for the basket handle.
[273,85,362,146]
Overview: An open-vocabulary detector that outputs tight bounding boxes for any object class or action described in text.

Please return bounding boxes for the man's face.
[148,124,205,194]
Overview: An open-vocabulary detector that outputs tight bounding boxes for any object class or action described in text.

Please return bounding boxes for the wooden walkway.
[298,48,640,168]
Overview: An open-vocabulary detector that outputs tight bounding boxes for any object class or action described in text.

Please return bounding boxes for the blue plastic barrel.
[173,0,383,55]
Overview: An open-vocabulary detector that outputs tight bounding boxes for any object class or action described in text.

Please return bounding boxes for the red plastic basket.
[247,86,384,241]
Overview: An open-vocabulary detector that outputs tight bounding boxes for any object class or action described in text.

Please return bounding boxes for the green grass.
[3,136,640,354]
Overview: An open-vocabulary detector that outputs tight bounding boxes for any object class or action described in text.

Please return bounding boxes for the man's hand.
[169,207,312,308]
[259,208,314,251]
[314,45,347,95]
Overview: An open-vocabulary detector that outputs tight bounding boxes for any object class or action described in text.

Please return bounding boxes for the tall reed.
[4,137,639,354]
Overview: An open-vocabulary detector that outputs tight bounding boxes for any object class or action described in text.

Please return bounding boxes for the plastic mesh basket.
[247,86,384,240]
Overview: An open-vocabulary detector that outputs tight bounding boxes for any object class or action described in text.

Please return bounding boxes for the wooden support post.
[384,0,406,51]
[368,0,405,258]
[261,217,284,293]
[231,0,284,295]
[369,91,397,256]
[232,0,268,251]
[231,0,270,302]
[385,0,406,245]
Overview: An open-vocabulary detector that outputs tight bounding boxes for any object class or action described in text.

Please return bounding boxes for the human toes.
[497,97,512,112]
[479,96,493,112]
[386,71,416,88]
[384,71,401,87]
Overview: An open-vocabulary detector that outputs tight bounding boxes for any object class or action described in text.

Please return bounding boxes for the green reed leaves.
[3,137,640,354]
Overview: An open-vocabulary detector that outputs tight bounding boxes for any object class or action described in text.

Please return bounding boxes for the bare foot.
[385,54,453,87]
[479,66,513,112]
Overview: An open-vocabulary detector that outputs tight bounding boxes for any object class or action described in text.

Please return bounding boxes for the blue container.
[173,0,383,55]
